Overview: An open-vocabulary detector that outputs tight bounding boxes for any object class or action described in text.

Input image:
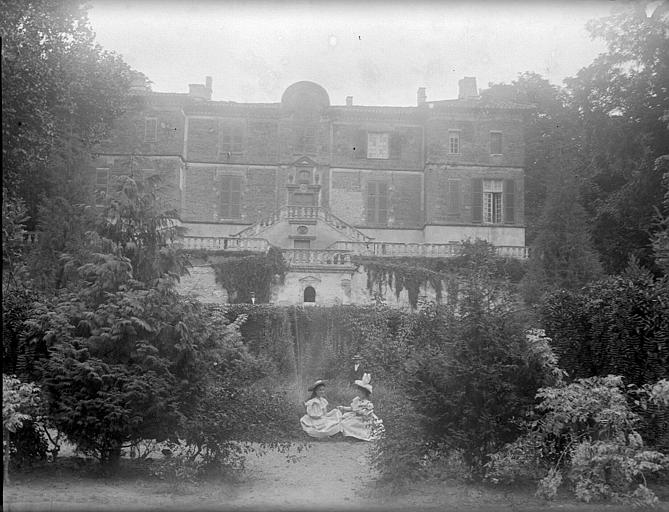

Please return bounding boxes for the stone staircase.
[232,206,373,243]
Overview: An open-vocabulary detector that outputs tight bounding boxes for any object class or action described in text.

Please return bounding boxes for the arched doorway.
[303,286,316,303]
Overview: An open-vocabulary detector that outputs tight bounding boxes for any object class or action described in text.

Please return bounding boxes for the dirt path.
[4,440,669,511]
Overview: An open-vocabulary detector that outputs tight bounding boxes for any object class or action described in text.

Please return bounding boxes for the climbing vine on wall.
[355,240,527,309]
[211,246,288,303]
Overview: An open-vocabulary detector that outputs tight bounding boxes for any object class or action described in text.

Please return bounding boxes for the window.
[219,175,242,219]
[294,239,311,250]
[219,123,244,158]
[95,168,110,203]
[367,181,388,225]
[367,132,389,159]
[490,131,502,155]
[144,118,157,142]
[483,179,503,224]
[448,130,460,155]
[297,169,312,184]
[303,286,316,303]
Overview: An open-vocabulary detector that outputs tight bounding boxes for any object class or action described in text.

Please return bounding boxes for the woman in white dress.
[300,380,343,438]
[338,373,384,441]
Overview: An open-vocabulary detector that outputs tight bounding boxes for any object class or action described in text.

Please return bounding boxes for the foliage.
[651,156,669,274]
[3,375,42,483]
[1,0,136,226]
[541,260,669,388]
[485,376,669,506]
[565,2,669,273]
[212,246,288,303]
[356,239,526,309]
[1,189,30,289]
[520,170,603,304]
[369,261,560,483]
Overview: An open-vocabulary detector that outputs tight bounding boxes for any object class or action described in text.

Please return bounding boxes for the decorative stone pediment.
[291,156,318,167]
[299,275,322,287]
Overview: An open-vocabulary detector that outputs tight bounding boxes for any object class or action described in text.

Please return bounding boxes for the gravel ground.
[3,439,669,512]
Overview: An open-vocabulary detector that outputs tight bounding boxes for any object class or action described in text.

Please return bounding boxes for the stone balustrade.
[179,236,270,252]
[328,241,528,259]
[282,249,354,268]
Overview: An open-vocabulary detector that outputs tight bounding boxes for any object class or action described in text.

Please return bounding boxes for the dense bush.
[370,254,560,483]
[485,376,669,506]
[542,260,669,387]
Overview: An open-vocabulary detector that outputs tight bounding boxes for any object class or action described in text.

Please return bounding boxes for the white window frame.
[490,131,503,155]
[483,179,503,224]
[448,130,460,155]
[366,132,390,159]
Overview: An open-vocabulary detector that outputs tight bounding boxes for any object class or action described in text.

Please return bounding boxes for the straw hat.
[354,373,373,393]
[307,379,326,392]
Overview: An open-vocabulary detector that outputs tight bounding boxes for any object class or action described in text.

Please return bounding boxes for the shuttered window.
[446,179,461,217]
[219,123,244,158]
[219,175,242,219]
[490,132,503,155]
[144,118,157,142]
[367,181,388,225]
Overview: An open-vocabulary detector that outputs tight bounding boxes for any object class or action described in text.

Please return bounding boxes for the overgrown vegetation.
[486,376,669,506]
[211,246,288,303]
[356,240,527,308]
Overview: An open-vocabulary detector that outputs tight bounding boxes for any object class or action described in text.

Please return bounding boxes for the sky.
[87,0,622,106]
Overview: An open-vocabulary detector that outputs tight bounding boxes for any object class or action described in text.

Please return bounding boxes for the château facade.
[93,77,531,306]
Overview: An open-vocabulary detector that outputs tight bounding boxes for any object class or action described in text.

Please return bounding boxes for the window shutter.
[378,182,388,224]
[447,180,461,215]
[355,129,367,159]
[389,132,402,160]
[504,179,515,224]
[366,181,377,223]
[471,178,483,223]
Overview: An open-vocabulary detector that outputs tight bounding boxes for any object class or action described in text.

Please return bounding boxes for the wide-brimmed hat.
[352,353,363,361]
[354,373,373,394]
[307,379,326,392]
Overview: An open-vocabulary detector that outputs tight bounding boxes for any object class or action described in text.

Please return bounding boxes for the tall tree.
[1,0,136,226]
[565,1,669,273]
[481,72,582,244]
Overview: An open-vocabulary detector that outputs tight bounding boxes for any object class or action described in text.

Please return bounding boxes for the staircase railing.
[233,206,372,242]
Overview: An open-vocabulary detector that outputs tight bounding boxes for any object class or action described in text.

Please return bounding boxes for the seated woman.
[338,373,384,441]
[300,380,343,439]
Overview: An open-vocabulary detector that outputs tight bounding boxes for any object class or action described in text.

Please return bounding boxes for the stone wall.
[329,168,423,228]
[424,112,525,168]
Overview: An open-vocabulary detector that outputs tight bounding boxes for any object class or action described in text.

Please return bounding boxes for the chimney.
[458,77,478,100]
[188,78,212,101]
[417,87,426,106]
[346,96,353,106]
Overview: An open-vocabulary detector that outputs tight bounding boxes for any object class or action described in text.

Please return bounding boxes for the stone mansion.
[93,77,531,306]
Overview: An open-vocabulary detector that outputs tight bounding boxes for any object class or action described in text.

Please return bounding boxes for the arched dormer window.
[303,286,316,303]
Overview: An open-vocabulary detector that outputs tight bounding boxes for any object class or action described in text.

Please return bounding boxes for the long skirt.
[300,409,342,438]
[341,412,384,441]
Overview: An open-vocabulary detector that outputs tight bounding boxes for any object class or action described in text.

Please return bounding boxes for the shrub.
[485,375,669,506]
[542,260,669,387]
